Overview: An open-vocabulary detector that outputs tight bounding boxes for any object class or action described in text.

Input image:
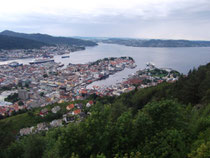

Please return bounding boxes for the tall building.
[18,89,29,100]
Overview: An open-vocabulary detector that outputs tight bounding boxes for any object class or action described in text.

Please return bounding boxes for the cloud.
[1,0,209,19]
[0,0,210,40]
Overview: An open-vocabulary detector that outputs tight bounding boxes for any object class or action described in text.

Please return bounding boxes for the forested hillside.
[0,63,210,158]
[103,38,210,47]
[0,30,97,47]
[0,35,51,49]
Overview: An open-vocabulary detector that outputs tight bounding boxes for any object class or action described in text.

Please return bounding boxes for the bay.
[1,43,210,87]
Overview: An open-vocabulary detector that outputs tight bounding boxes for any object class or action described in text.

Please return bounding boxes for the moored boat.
[61,56,70,58]
[29,59,54,64]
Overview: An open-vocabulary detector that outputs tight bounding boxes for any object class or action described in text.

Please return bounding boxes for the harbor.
[0,56,136,116]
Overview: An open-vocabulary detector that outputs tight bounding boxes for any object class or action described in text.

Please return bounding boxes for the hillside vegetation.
[0,35,51,49]
[0,63,210,158]
[1,30,97,47]
[103,38,210,47]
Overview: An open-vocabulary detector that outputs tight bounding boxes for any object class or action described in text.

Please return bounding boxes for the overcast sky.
[0,0,210,40]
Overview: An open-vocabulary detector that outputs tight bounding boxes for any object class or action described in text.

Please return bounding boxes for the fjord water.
[55,43,210,74]
[1,43,210,87]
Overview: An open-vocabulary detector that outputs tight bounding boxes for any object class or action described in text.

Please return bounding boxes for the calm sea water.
[1,43,210,88]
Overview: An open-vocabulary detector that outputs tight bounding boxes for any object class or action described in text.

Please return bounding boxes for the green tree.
[189,142,210,158]
[113,111,133,155]
[23,135,46,158]
[142,100,185,130]
[142,129,187,158]
[6,141,24,158]
[18,101,24,106]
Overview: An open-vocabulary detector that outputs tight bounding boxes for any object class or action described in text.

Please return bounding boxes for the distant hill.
[0,30,97,47]
[103,38,210,47]
[0,35,51,50]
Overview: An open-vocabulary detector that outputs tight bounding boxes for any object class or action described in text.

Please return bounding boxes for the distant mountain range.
[0,30,97,50]
[102,38,210,47]
[1,30,210,49]
[0,35,51,50]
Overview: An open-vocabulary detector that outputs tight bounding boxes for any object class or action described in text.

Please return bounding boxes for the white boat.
[29,59,54,64]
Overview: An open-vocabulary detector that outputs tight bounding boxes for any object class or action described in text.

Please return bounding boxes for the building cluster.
[87,63,180,96]
[0,102,26,117]
[19,100,94,136]
[0,45,84,61]
[0,57,136,117]
[17,63,180,137]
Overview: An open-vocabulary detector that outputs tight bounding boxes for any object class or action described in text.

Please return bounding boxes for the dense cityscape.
[0,45,85,61]
[0,56,136,116]
[1,0,210,156]
[1,33,208,158]
[0,50,180,118]
[0,50,180,140]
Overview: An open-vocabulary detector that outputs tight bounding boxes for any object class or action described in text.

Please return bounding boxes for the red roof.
[66,104,74,110]
[110,61,117,65]
[14,105,19,111]
[88,100,94,105]
[0,108,6,113]
[73,109,81,115]
[79,90,87,94]
[124,78,143,85]
[40,108,48,116]
[87,80,92,83]
[76,96,83,100]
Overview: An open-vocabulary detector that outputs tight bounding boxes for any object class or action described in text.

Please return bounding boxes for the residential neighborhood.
[0,45,85,61]
[0,59,181,140]
[19,100,94,136]
[0,56,136,117]
[87,62,180,96]
[16,61,180,137]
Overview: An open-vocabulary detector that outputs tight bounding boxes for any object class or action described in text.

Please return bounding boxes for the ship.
[9,62,23,67]
[61,55,70,58]
[58,63,64,67]
[29,59,55,64]
[146,62,155,67]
